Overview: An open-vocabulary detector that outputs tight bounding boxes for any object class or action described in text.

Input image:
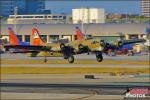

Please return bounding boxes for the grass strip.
[1,67,149,74]
[1,59,148,65]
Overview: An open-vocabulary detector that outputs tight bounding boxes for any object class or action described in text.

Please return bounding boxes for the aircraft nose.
[98,46,104,51]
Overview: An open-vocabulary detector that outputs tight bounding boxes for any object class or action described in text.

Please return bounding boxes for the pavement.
[1,74,150,85]
[1,93,124,100]
[1,74,150,100]
[1,53,149,68]
[1,53,149,61]
[1,53,150,100]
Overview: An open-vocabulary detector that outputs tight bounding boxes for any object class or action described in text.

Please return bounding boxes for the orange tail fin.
[31,28,45,46]
[8,27,20,45]
[75,26,84,40]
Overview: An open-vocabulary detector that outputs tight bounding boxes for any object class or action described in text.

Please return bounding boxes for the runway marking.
[73,94,95,100]
[73,89,98,100]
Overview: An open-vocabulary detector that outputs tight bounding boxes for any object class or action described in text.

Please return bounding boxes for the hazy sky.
[46,0,140,14]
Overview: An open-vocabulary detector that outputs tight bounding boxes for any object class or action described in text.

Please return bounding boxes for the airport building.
[0,24,148,44]
[0,0,49,17]
[72,8,105,24]
[7,14,69,24]
[141,0,150,18]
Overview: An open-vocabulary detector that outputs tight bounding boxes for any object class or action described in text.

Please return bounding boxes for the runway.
[1,53,149,100]
[1,64,148,68]
[1,53,149,68]
[1,73,150,100]
[1,74,150,100]
[1,82,150,91]
[1,83,149,96]
[1,53,149,61]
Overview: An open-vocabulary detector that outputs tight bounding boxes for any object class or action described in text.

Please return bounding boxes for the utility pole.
[125,9,128,23]
[14,6,18,34]
[81,8,84,34]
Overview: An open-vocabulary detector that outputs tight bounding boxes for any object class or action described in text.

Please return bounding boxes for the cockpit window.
[92,40,98,44]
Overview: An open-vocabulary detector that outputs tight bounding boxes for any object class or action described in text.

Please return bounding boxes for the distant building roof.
[1,23,149,35]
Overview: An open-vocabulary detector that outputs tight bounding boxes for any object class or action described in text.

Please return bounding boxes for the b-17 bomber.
[4,27,146,63]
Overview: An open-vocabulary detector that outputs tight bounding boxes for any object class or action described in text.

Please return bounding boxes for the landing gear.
[68,55,74,63]
[96,51,103,62]
[44,56,47,63]
[61,45,75,63]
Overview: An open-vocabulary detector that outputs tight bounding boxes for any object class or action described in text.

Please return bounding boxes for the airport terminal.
[0,23,149,43]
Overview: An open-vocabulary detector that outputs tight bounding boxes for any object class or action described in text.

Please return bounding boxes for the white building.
[141,0,150,18]
[7,14,69,24]
[72,8,105,24]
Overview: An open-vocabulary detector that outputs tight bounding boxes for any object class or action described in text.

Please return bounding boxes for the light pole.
[125,9,128,23]
[14,6,18,34]
[81,8,84,34]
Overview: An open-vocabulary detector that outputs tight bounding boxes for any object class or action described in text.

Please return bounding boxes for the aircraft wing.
[4,45,52,52]
[121,39,146,45]
[102,39,146,52]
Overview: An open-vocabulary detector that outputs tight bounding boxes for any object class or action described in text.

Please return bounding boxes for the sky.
[46,0,140,15]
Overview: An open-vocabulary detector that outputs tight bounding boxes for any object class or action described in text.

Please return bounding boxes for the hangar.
[0,23,148,44]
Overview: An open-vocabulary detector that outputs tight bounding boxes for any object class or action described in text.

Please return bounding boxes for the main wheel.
[68,55,74,63]
[96,54,103,62]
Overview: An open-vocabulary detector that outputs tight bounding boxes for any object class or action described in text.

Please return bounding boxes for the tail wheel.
[44,57,47,63]
[96,54,103,62]
[68,55,74,63]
